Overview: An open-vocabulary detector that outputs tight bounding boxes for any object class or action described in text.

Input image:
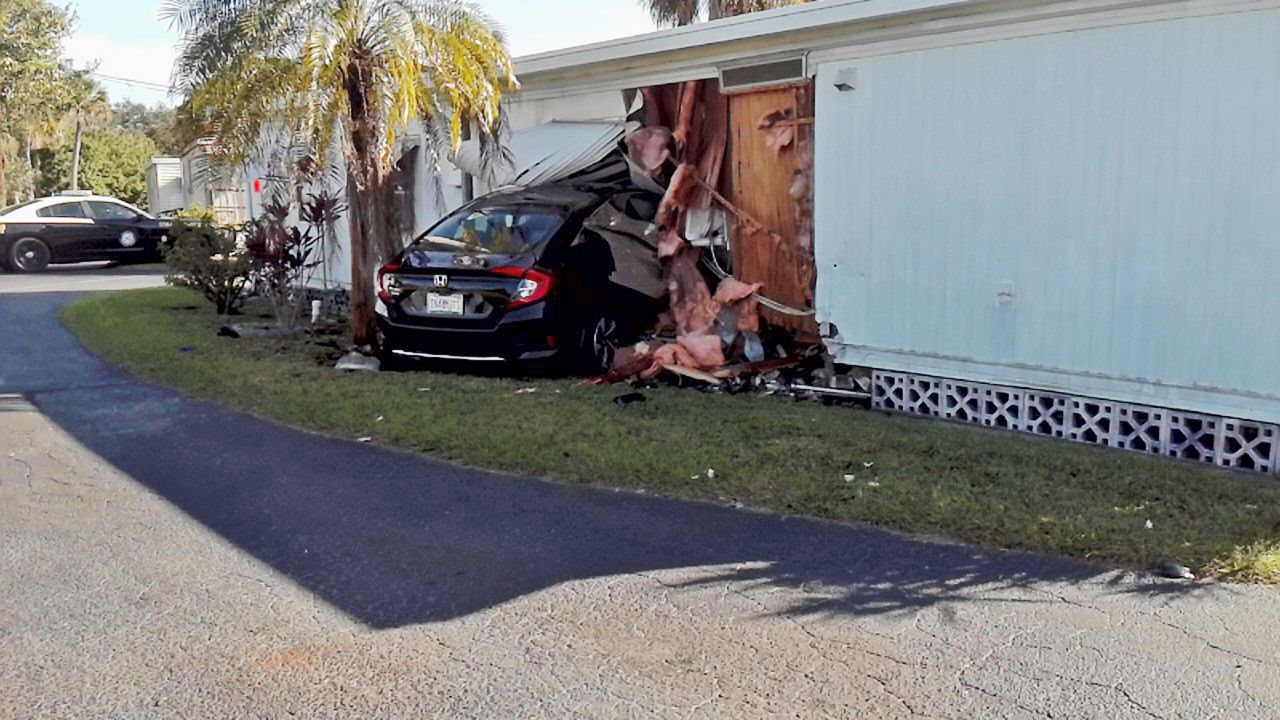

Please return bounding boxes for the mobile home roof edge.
[513,0,984,76]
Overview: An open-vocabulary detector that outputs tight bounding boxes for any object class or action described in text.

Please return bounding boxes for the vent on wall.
[719,55,807,94]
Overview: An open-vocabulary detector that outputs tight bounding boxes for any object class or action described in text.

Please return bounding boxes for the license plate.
[425,292,464,315]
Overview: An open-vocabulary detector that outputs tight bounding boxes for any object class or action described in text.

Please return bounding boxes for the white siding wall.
[814,5,1280,421]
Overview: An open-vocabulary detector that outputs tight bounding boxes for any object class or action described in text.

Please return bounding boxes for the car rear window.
[413,207,565,255]
[0,199,38,216]
[37,202,87,219]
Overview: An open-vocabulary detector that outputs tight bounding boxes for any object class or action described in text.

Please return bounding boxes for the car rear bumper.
[376,308,562,363]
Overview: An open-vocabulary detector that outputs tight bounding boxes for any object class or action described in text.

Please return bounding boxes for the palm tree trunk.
[347,179,378,348]
[70,114,84,191]
[708,0,724,19]
[343,58,400,349]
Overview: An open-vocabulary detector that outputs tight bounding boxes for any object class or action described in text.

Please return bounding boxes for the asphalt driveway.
[1,268,1278,718]
[0,262,167,294]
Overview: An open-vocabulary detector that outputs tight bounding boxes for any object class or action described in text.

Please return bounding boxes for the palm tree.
[642,0,809,26]
[164,0,515,348]
[66,76,112,192]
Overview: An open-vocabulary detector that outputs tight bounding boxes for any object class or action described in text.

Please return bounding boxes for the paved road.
[0,262,167,294]
[1,270,1278,718]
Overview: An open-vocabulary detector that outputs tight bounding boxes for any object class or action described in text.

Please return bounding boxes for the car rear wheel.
[573,312,624,374]
[8,237,51,273]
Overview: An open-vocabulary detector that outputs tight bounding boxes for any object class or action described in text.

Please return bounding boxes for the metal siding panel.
[815,8,1280,422]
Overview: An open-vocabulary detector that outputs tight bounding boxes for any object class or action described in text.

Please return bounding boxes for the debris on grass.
[220,323,297,339]
[1154,562,1197,581]
[1145,519,1154,530]
[590,343,873,410]
[514,387,538,395]
[663,364,722,385]
[336,351,380,372]
[356,436,373,443]
[613,392,646,406]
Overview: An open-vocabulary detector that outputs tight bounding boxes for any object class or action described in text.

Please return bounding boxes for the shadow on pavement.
[2,292,1164,630]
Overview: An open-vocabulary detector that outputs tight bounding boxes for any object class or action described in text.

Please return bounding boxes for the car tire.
[8,237,51,273]
[377,348,408,372]
[572,311,625,375]
[375,327,406,372]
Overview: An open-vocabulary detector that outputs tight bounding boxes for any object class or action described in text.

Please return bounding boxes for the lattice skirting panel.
[872,371,1279,473]
[300,287,351,317]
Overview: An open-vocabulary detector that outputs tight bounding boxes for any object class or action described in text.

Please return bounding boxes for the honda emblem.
[433,274,449,288]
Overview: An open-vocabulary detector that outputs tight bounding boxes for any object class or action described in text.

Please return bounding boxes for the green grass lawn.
[62,287,1280,583]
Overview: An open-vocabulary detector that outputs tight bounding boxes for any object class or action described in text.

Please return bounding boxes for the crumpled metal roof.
[453,121,637,188]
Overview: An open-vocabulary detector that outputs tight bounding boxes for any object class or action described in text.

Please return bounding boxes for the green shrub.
[162,219,251,314]
[175,204,219,225]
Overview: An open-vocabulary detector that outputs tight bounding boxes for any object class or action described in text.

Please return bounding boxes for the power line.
[90,72,173,92]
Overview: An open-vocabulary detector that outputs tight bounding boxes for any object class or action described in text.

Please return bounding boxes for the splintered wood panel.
[726,84,817,339]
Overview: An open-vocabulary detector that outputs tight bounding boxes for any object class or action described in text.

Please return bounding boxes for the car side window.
[37,202,88,219]
[87,201,138,221]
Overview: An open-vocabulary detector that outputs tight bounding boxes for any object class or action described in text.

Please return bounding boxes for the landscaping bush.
[243,191,343,330]
[163,217,251,315]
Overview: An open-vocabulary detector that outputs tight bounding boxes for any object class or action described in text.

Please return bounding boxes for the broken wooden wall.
[726,83,818,340]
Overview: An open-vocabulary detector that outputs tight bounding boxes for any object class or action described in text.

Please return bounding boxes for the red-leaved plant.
[243,190,345,330]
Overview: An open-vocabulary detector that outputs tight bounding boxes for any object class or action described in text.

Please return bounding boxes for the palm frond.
[640,0,809,26]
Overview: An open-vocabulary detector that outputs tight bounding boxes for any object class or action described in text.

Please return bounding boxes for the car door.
[85,201,153,260]
[33,201,96,260]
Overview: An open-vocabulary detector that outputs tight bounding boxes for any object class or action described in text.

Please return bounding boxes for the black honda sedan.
[376,184,666,373]
[0,193,170,273]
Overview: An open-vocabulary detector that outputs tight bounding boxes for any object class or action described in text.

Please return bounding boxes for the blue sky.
[65,0,659,107]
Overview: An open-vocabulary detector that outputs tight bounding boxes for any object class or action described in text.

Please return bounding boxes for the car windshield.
[413,207,565,256]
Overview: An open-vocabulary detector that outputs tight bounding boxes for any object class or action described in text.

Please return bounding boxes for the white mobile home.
[506,0,1280,471]
[145,158,183,215]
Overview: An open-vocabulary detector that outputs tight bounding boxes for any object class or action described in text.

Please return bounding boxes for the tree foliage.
[0,0,72,129]
[164,0,518,345]
[641,0,810,26]
[0,0,75,203]
[35,128,158,206]
[114,101,184,155]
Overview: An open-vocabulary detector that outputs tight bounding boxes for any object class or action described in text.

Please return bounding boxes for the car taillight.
[491,267,554,309]
[377,263,401,303]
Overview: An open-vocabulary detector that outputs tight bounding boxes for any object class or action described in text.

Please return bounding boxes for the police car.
[0,192,170,273]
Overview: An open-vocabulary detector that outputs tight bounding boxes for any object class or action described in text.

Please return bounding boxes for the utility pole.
[70,110,83,191]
